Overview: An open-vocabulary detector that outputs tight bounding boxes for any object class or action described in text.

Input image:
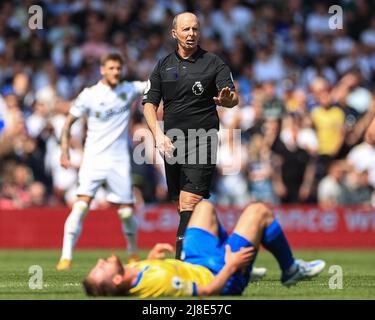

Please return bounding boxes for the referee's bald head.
[172,12,200,30]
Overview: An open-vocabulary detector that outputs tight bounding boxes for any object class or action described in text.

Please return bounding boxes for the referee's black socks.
[175,210,192,260]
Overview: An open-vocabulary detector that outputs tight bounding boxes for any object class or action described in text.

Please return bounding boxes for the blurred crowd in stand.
[1,0,375,209]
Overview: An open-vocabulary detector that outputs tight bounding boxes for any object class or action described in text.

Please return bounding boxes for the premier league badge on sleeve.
[192,81,204,95]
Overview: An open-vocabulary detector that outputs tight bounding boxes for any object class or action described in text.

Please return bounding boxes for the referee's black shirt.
[142,46,235,134]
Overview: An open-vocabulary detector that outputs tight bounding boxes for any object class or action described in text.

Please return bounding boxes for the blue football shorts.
[183,225,255,295]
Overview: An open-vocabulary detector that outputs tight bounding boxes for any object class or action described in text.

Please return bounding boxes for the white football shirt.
[70,80,146,158]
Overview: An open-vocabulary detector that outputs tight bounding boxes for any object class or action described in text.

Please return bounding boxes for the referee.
[142,12,238,259]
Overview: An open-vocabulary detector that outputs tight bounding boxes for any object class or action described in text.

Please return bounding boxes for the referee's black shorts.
[164,131,218,201]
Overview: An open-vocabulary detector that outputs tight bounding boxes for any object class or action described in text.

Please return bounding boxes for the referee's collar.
[174,46,205,62]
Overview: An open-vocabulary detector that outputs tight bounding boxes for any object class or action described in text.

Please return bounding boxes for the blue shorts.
[183,226,254,295]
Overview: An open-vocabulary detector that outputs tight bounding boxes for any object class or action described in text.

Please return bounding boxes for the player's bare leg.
[188,201,267,281]
[232,203,274,247]
[116,203,139,263]
[186,200,219,235]
[175,190,203,259]
[234,203,325,286]
[233,203,294,279]
[57,195,92,270]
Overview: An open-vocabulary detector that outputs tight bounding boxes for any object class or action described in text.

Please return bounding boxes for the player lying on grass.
[82,201,325,297]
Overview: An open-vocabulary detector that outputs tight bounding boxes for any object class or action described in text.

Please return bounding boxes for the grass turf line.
[0,250,374,300]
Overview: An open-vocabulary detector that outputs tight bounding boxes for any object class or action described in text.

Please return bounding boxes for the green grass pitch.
[0,249,374,300]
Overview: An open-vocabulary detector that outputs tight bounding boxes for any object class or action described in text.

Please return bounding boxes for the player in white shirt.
[56,53,147,271]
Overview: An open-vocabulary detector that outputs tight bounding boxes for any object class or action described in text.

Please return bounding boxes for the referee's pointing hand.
[213,87,235,108]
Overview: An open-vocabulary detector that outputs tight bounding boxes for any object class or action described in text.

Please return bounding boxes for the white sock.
[118,207,138,254]
[61,201,89,260]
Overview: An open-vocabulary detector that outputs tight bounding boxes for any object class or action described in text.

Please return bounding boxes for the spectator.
[360,16,375,49]
[317,161,345,208]
[347,141,375,189]
[267,116,316,204]
[305,2,332,36]
[247,133,278,204]
[211,0,253,50]
[1,1,375,208]
[311,86,345,178]
[261,81,286,120]
[80,12,111,60]
[332,28,355,57]
[253,45,285,83]
[341,166,373,206]
[0,163,34,209]
[28,181,48,207]
[301,55,337,87]
[215,107,250,206]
